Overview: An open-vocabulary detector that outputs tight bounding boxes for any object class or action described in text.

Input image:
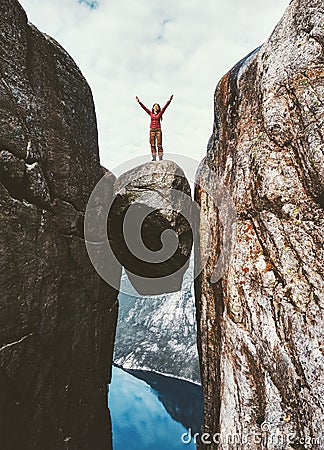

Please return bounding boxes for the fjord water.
[109,366,202,450]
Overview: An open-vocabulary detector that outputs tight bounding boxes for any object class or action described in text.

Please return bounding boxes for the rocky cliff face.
[195,0,323,448]
[0,1,119,449]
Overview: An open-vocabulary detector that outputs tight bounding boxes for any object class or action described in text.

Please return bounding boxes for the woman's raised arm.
[159,94,174,116]
[135,96,151,115]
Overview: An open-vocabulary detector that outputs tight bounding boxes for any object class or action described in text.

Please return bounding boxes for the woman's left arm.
[159,94,173,116]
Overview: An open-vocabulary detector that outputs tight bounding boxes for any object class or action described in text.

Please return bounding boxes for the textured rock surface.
[195,0,324,448]
[0,1,119,449]
[114,265,200,384]
[109,160,193,295]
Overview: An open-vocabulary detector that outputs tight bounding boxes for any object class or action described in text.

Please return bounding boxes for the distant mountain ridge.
[114,262,201,384]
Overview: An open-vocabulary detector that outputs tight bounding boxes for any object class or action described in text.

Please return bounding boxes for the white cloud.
[19,0,289,176]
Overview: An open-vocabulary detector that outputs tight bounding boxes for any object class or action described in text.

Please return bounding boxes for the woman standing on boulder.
[135,95,173,161]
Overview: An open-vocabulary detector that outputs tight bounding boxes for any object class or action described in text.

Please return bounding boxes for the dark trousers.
[150,128,163,159]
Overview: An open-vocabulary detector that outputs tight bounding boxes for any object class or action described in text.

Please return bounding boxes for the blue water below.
[109,367,201,450]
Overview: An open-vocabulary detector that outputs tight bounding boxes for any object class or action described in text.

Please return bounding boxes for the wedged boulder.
[0,1,119,449]
[109,160,193,295]
[195,0,324,448]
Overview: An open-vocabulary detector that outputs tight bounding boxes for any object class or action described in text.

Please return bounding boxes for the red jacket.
[138,99,171,129]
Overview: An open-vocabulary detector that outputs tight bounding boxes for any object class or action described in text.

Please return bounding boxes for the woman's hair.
[152,103,162,120]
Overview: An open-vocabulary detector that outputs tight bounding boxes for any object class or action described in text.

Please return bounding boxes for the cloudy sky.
[19,0,289,174]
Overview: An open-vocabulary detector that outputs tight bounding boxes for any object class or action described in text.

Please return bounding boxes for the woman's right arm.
[136,96,151,115]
